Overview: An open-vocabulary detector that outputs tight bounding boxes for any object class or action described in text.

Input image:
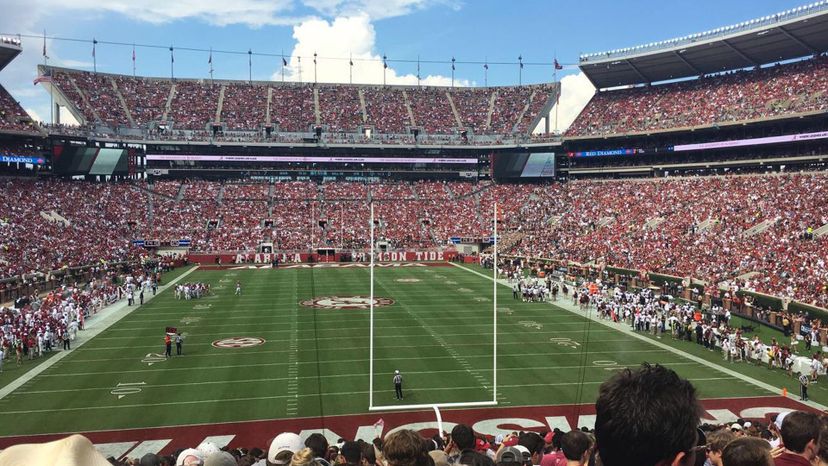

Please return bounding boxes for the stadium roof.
[578,3,828,89]
[0,38,22,73]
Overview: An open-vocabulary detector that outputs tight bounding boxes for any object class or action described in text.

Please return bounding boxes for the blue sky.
[0,0,815,129]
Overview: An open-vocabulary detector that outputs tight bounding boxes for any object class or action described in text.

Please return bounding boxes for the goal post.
[367,200,499,411]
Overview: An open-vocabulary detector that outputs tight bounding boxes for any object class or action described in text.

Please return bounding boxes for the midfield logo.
[300,296,395,310]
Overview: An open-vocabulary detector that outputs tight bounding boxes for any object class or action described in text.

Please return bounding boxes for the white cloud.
[533,72,594,133]
[274,13,469,86]
[23,107,43,123]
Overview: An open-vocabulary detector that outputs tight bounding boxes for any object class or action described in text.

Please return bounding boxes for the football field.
[0,262,818,446]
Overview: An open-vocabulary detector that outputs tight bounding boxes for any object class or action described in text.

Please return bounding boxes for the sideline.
[0,266,200,401]
[449,262,828,411]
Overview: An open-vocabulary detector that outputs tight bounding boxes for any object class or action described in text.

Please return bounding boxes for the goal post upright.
[492,201,498,404]
[369,200,375,410]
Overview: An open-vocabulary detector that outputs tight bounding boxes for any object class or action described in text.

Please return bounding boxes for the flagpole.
[132,44,136,77]
[281,50,286,83]
[349,52,353,85]
[313,52,317,84]
[417,56,420,87]
[451,56,455,88]
[92,38,97,74]
[518,55,523,86]
[484,58,488,88]
[382,55,387,86]
[170,46,174,80]
[249,49,253,84]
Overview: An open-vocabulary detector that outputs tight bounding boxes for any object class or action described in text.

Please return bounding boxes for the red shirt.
[775,452,812,466]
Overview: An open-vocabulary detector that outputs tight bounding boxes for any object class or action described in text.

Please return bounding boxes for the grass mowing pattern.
[0,265,774,436]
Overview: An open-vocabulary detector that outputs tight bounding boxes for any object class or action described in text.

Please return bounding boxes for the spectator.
[594,363,702,466]
[449,424,495,466]
[721,437,773,466]
[775,411,821,466]
[383,430,430,466]
[559,430,592,466]
[517,432,545,466]
[705,429,737,466]
[291,449,321,466]
[268,433,304,466]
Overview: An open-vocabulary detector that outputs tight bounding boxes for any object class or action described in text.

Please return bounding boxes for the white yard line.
[0,266,200,402]
[38,349,669,378]
[449,262,828,411]
[0,376,736,415]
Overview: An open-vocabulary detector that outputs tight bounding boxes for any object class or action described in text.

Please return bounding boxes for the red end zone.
[197,262,455,270]
[0,397,816,458]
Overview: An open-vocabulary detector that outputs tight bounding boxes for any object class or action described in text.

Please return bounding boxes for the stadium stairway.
[162,83,176,122]
[596,216,615,229]
[357,89,368,124]
[111,77,136,128]
[484,91,497,131]
[644,217,666,230]
[696,218,719,233]
[402,90,416,127]
[265,88,273,125]
[215,85,226,124]
[511,89,536,133]
[446,91,463,128]
[813,222,828,238]
[743,218,777,237]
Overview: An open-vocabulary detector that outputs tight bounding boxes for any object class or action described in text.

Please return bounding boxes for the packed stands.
[568,55,828,137]
[40,67,558,139]
[0,175,825,307]
[407,87,457,134]
[112,75,170,127]
[220,83,268,130]
[318,86,363,132]
[167,81,220,130]
[0,85,37,133]
[271,85,315,132]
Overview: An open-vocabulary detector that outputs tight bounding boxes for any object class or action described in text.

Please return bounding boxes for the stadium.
[0,2,827,465]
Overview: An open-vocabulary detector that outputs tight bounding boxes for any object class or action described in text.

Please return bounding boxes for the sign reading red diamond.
[300,295,395,310]
[212,337,266,349]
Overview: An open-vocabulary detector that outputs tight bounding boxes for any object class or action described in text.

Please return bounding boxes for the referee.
[800,372,810,401]
[394,370,403,400]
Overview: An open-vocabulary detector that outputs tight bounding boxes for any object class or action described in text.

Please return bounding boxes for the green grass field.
[0,263,816,438]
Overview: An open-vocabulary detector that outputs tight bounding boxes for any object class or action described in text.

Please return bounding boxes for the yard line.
[37,349,668,378]
[77,328,618,349]
[0,377,736,416]
[14,362,704,395]
[64,338,638,364]
[96,321,597,337]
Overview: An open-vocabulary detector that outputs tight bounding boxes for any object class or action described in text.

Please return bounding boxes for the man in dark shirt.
[774,411,820,466]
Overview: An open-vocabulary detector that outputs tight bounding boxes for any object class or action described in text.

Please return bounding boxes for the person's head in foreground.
[383,429,430,466]
[560,430,593,466]
[594,363,702,466]
[720,437,772,466]
[777,410,821,463]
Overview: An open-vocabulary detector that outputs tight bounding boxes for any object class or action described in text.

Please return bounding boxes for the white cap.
[176,448,204,466]
[395,370,400,374]
[197,441,221,458]
[268,432,303,464]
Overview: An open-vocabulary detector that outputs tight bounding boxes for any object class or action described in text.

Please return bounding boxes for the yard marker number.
[112,382,146,399]
[549,337,580,349]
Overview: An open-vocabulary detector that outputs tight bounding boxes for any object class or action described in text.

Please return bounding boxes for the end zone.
[0,396,815,459]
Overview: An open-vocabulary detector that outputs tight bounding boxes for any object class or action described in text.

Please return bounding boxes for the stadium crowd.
[0,84,37,133]
[567,55,828,137]
[41,68,555,136]
[11,363,827,466]
[0,174,825,307]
